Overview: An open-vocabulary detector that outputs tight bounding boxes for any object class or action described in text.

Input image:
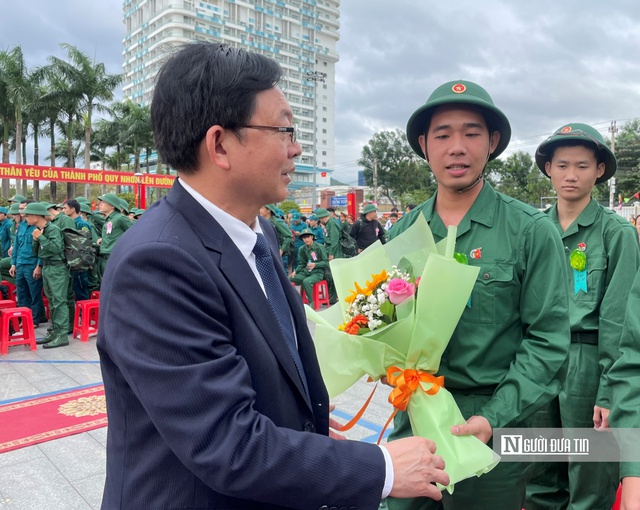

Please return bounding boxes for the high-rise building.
[121,0,339,194]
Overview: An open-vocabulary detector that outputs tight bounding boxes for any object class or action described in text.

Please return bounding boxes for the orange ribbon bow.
[333,366,444,445]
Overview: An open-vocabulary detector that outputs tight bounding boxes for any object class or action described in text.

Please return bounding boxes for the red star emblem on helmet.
[452,83,467,94]
[561,126,572,133]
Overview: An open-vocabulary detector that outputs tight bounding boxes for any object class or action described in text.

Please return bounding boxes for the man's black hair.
[66,200,81,214]
[151,43,284,174]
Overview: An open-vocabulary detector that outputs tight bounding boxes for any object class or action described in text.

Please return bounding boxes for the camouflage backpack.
[61,227,96,271]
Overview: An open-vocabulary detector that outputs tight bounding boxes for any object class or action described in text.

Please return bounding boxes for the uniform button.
[304,422,315,432]
[482,272,490,280]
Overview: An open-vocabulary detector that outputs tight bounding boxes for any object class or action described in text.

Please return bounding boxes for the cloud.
[2,0,640,186]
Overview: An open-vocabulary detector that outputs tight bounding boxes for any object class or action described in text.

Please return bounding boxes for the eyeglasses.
[239,124,298,144]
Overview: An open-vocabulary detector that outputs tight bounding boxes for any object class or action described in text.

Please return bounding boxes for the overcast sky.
[2,0,640,185]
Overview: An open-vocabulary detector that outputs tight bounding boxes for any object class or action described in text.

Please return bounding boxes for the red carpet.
[0,385,107,453]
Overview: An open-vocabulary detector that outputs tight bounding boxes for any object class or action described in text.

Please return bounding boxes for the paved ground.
[0,322,393,509]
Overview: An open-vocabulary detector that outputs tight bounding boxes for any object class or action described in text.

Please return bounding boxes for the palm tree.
[122,100,153,174]
[49,44,122,198]
[39,59,84,199]
[0,46,30,196]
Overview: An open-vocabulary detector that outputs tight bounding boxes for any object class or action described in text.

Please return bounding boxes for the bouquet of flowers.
[305,215,499,493]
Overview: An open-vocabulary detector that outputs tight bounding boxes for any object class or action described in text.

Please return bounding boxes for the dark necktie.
[253,233,308,395]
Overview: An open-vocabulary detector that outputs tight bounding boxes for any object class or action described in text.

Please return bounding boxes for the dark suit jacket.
[98,180,385,509]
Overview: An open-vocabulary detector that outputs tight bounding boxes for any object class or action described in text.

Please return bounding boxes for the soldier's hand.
[33,266,42,280]
[385,437,448,500]
[9,265,16,277]
[593,405,610,430]
[32,228,42,240]
[451,415,492,444]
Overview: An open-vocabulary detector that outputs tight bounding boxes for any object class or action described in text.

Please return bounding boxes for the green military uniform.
[51,209,77,333]
[265,205,293,267]
[96,194,132,283]
[386,183,570,510]
[525,124,640,510]
[290,215,307,267]
[316,209,343,259]
[609,268,640,481]
[289,229,329,309]
[23,203,70,348]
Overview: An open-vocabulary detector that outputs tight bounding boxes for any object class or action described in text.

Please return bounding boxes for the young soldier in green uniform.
[385,80,571,510]
[609,268,640,510]
[307,214,325,244]
[46,202,77,333]
[10,200,46,326]
[289,228,329,309]
[76,196,105,234]
[315,208,343,260]
[96,193,132,282]
[525,123,640,510]
[22,203,69,348]
[260,204,293,269]
[79,202,101,292]
[290,212,306,268]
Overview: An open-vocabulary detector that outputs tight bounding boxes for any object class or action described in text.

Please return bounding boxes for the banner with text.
[0,163,176,188]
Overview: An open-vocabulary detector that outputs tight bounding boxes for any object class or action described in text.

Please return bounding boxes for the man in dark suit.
[97,42,448,509]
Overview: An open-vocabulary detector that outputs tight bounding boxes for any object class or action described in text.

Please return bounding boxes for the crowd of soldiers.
[0,192,143,348]
[258,203,397,309]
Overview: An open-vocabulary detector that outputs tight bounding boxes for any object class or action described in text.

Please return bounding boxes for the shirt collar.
[178,178,263,259]
[424,181,497,233]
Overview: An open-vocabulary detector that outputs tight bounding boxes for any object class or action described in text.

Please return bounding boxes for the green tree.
[611,119,640,200]
[0,46,31,194]
[279,200,299,214]
[358,129,435,208]
[50,44,122,198]
[490,151,554,207]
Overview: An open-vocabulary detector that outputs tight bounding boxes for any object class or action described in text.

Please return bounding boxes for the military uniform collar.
[424,181,496,236]
[548,198,598,236]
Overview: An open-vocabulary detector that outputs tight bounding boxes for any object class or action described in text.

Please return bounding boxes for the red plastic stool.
[72,299,100,342]
[1,280,17,304]
[300,280,331,310]
[90,291,100,300]
[0,307,37,355]
[41,294,50,321]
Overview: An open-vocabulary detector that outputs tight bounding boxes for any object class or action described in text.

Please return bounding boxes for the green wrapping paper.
[306,215,500,493]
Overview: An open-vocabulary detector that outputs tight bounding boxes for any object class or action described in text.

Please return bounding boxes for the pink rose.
[385,278,415,305]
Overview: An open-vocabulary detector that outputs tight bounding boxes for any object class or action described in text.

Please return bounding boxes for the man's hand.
[386,437,449,500]
[328,403,346,440]
[32,228,42,241]
[33,266,42,280]
[328,255,334,261]
[451,415,492,444]
[9,264,16,277]
[97,238,102,246]
[593,405,610,430]
[621,476,640,510]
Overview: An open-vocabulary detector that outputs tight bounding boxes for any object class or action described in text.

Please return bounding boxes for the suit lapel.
[165,182,312,408]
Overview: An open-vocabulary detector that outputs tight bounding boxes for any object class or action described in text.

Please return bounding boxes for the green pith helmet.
[134,208,145,218]
[79,202,93,215]
[8,203,21,214]
[98,193,121,209]
[9,194,26,203]
[363,204,377,214]
[406,80,511,161]
[75,196,90,204]
[535,123,616,184]
[264,204,277,216]
[299,228,316,239]
[314,208,330,219]
[119,198,130,214]
[22,202,49,217]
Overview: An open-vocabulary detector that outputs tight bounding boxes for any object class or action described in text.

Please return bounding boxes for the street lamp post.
[306,71,326,211]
